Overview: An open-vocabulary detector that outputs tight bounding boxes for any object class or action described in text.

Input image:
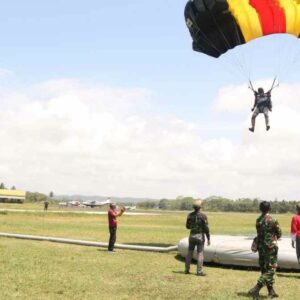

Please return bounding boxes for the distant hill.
[53,195,157,203]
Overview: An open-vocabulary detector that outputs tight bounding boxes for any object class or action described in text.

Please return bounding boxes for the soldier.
[107,203,125,252]
[185,199,210,276]
[291,203,300,265]
[248,201,281,299]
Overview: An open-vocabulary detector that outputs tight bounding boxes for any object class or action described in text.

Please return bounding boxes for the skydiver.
[185,199,210,276]
[249,87,272,132]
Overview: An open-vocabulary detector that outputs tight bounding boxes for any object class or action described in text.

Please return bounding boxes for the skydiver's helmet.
[193,199,203,210]
[258,87,264,94]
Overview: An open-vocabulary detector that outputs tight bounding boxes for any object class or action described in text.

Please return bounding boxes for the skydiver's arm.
[201,214,210,245]
[267,92,272,111]
[186,214,192,229]
[252,94,257,111]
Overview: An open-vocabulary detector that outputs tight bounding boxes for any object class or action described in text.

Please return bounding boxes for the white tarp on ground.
[178,235,299,270]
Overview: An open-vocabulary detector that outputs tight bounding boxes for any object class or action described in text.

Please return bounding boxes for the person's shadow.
[277,273,300,279]
[236,292,267,299]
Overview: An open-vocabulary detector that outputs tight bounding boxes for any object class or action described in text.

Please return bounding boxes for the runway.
[0,208,160,216]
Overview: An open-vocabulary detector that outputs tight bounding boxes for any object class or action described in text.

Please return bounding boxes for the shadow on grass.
[124,243,175,247]
[174,254,300,273]
[236,292,267,299]
[172,270,188,275]
[174,254,258,272]
[277,273,300,279]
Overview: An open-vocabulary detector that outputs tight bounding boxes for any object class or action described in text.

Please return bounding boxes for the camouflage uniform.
[185,211,210,274]
[256,213,281,286]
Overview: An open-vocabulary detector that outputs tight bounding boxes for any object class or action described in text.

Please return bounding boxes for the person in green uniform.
[185,199,210,276]
[248,201,281,299]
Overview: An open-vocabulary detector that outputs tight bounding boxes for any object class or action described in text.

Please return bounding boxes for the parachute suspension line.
[268,77,279,92]
[203,4,231,51]
[272,35,284,82]
[190,25,223,57]
[276,38,300,82]
[248,79,256,93]
[232,20,252,81]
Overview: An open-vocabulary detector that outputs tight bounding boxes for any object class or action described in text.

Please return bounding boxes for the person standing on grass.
[107,203,125,252]
[291,203,300,265]
[44,200,49,211]
[248,201,281,299]
[185,199,210,276]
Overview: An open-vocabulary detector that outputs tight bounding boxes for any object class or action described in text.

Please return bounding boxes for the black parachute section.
[184,0,245,58]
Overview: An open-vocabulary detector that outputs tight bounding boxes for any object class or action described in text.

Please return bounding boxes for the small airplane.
[82,199,111,208]
[124,205,136,211]
[58,201,80,208]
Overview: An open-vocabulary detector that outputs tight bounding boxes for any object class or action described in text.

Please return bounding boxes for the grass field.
[0,203,299,299]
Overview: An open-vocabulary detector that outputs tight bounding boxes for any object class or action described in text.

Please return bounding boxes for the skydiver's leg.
[185,237,196,273]
[249,108,259,132]
[263,107,270,130]
[196,240,205,275]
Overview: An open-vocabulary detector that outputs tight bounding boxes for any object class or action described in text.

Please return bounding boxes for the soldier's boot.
[266,284,279,298]
[248,283,263,300]
[184,269,190,274]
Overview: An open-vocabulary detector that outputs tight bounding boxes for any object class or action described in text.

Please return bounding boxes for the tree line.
[138,196,300,214]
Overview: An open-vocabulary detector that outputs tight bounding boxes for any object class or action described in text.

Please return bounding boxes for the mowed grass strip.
[1,239,299,300]
[0,209,299,299]
[0,208,294,243]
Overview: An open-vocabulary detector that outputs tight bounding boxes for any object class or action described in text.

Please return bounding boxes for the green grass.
[0,208,299,299]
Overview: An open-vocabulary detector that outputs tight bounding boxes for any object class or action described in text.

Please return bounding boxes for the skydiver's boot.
[249,115,256,132]
[196,268,206,276]
[185,251,192,274]
[266,126,270,131]
[248,283,263,300]
[266,284,279,298]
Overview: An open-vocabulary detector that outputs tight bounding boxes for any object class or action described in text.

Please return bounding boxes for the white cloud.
[1,79,300,200]
[0,68,14,78]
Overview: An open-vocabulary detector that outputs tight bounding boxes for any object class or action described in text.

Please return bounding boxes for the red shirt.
[291,214,300,239]
[108,208,118,227]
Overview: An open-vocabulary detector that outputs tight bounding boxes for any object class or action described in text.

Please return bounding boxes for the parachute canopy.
[185,0,300,58]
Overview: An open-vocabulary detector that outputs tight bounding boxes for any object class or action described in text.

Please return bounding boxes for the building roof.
[0,189,26,199]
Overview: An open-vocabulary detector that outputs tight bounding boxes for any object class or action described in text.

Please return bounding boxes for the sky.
[1,1,300,200]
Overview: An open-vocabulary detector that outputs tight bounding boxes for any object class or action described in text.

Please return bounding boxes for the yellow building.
[0,189,26,203]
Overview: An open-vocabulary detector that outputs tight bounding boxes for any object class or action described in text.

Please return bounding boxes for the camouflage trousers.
[251,106,270,128]
[257,246,278,286]
[185,234,204,273]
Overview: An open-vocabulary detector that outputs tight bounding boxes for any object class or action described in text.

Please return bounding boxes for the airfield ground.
[0,203,299,299]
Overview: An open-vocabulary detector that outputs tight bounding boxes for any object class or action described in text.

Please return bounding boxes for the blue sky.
[1,1,299,126]
[1,1,300,199]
